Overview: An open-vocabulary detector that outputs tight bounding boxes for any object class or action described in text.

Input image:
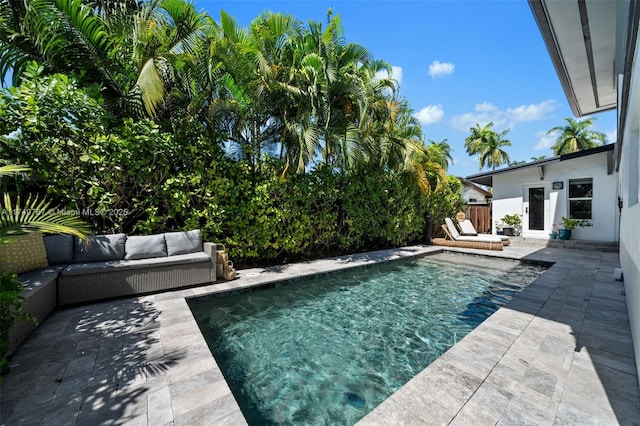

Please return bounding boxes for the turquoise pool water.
[189,253,546,425]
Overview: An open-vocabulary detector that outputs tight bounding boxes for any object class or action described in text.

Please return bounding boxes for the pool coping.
[358,246,639,425]
[1,243,638,425]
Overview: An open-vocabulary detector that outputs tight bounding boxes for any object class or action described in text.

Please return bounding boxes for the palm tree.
[510,160,526,166]
[464,122,512,170]
[464,122,495,157]
[211,11,304,172]
[254,10,376,174]
[407,147,447,196]
[0,0,210,119]
[427,139,453,171]
[530,155,546,161]
[547,117,607,155]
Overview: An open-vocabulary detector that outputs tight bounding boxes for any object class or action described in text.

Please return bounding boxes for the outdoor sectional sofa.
[7,229,217,353]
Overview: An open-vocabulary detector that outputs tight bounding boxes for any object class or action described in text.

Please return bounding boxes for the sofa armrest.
[203,242,217,282]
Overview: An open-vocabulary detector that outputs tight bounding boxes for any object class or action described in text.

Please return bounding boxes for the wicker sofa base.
[431,237,504,251]
[8,268,60,353]
[58,261,214,306]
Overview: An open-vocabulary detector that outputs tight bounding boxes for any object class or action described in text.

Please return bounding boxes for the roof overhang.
[528,0,627,117]
[465,143,615,187]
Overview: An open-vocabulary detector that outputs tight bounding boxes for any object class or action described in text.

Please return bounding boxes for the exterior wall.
[491,153,618,241]
[462,185,489,205]
[618,32,640,389]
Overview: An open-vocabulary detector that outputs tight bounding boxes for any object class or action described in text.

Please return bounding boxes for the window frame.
[567,177,594,220]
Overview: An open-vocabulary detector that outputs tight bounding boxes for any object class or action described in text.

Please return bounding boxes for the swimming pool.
[188,252,547,425]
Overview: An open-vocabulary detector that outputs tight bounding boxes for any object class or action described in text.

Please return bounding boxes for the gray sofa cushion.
[61,252,211,276]
[125,234,167,260]
[164,230,202,256]
[74,234,126,263]
[19,266,64,297]
[44,235,74,265]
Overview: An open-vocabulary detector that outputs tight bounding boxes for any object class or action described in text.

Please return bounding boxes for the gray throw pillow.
[164,230,202,256]
[125,234,168,260]
[74,234,126,263]
[44,234,74,265]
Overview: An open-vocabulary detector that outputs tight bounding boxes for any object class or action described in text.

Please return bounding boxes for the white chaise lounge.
[431,218,505,251]
[457,218,510,246]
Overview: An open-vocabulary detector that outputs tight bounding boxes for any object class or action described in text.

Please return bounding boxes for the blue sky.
[198,0,617,178]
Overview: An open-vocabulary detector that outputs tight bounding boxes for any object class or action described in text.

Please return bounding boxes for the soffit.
[530,0,619,116]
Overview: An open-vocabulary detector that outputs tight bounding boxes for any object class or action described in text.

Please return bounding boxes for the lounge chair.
[457,218,510,246]
[431,218,504,251]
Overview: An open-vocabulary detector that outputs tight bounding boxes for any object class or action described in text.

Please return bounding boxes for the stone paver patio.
[1,242,639,425]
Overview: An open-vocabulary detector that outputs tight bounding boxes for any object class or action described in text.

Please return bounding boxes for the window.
[568,178,593,219]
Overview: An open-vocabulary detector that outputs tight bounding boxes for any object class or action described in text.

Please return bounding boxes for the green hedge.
[1,69,463,266]
[182,164,431,265]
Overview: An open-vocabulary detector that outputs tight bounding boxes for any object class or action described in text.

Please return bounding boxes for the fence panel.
[466,205,492,234]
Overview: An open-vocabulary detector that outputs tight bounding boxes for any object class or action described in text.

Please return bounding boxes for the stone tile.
[561,366,618,423]
[2,243,639,426]
[554,401,611,426]
[169,370,232,417]
[452,381,513,425]
[485,308,534,334]
[497,395,556,425]
[450,409,497,426]
[166,354,221,384]
[520,366,558,398]
[147,386,174,425]
[74,383,120,425]
[408,359,483,405]
[174,393,247,426]
[38,398,83,425]
[538,334,575,360]
[357,396,425,425]
[485,353,531,393]
[62,354,97,380]
[471,324,519,350]
[392,384,459,425]
[437,349,494,382]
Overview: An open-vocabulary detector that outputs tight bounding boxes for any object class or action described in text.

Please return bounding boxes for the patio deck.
[1,241,638,425]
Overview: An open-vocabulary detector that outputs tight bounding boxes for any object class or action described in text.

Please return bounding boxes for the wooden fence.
[466,205,492,234]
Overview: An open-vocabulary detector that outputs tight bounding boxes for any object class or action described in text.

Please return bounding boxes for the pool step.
[546,239,619,252]
[508,236,619,252]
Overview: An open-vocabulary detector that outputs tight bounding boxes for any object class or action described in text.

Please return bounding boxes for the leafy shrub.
[425,176,466,238]
[0,67,220,234]
[0,272,36,379]
[191,164,429,265]
[0,65,458,266]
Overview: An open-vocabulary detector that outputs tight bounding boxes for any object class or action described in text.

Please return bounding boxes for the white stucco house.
[466,144,619,241]
[526,0,640,389]
[459,178,492,206]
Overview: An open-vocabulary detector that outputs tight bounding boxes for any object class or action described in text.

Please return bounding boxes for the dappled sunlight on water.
[189,253,546,425]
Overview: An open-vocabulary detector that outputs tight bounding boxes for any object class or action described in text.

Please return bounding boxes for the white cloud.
[428,60,455,78]
[450,99,559,132]
[534,130,556,150]
[606,128,617,143]
[505,100,558,122]
[414,104,445,125]
[374,65,403,92]
[475,102,498,112]
[450,106,508,132]
[391,66,403,87]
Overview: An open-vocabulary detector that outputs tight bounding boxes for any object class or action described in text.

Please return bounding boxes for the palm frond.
[134,57,167,117]
[0,165,31,177]
[1,194,90,243]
